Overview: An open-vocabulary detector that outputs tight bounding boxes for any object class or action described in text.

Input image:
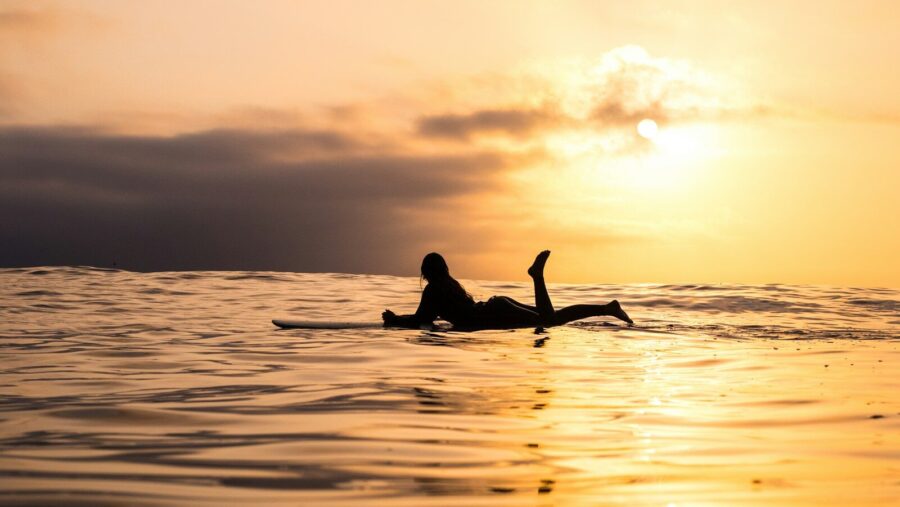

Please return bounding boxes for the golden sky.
[1,0,898,286]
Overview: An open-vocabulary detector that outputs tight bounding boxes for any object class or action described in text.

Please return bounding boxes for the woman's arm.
[383,285,438,328]
[381,309,420,328]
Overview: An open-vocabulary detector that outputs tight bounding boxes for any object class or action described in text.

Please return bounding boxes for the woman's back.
[420,281,477,326]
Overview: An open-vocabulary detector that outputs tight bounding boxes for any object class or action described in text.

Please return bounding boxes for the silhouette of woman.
[382,251,632,330]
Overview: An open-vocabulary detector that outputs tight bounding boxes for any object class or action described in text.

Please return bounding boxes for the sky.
[1,0,898,286]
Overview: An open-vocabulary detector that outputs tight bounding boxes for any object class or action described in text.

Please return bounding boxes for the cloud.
[0,45,756,275]
[0,3,105,36]
[0,8,58,32]
[414,46,762,146]
[0,4,91,40]
[417,107,565,140]
[0,126,529,273]
[0,3,111,120]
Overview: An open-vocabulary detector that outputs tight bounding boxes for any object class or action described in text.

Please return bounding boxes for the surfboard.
[272,319,385,329]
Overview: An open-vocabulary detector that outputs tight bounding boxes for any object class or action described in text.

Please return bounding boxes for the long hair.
[421,252,473,302]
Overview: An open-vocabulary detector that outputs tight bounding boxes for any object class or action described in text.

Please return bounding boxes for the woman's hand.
[382,309,397,326]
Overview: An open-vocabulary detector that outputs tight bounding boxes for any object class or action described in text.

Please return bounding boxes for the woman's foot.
[528,250,551,278]
[608,300,633,325]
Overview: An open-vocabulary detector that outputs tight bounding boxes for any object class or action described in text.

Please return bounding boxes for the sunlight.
[620,123,721,190]
[637,118,658,140]
[540,123,721,195]
[654,123,710,158]
[627,124,720,190]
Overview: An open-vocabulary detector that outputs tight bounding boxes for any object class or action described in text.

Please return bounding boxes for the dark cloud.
[415,93,748,146]
[416,99,671,143]
[0,126,521,274]
[414,97,688,146]
[417,107,565,140]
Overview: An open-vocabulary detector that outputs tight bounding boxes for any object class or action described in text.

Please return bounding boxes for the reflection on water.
[0,267,898,506]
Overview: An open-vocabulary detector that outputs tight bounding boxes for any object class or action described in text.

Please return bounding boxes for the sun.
[637,118,659,140]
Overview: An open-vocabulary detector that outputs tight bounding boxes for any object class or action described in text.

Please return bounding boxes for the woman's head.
[420,252,473,302]
[420,252,450,283]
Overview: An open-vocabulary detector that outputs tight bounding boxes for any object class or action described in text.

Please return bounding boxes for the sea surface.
[1,267,898,506]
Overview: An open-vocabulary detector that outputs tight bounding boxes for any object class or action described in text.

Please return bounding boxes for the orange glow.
[1,0,898,286]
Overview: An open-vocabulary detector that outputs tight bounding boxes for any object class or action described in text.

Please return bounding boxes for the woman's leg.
[481,296,632,327]
[554,300,633,325]
[526,250,633,326]
[527,250,555,325]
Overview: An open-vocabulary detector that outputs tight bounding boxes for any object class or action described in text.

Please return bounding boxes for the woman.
[382,251,632,330]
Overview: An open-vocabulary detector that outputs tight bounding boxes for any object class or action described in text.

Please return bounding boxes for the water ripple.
[0,268,897,505]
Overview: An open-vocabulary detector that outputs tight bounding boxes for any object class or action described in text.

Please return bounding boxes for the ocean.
[1,266,898,506]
